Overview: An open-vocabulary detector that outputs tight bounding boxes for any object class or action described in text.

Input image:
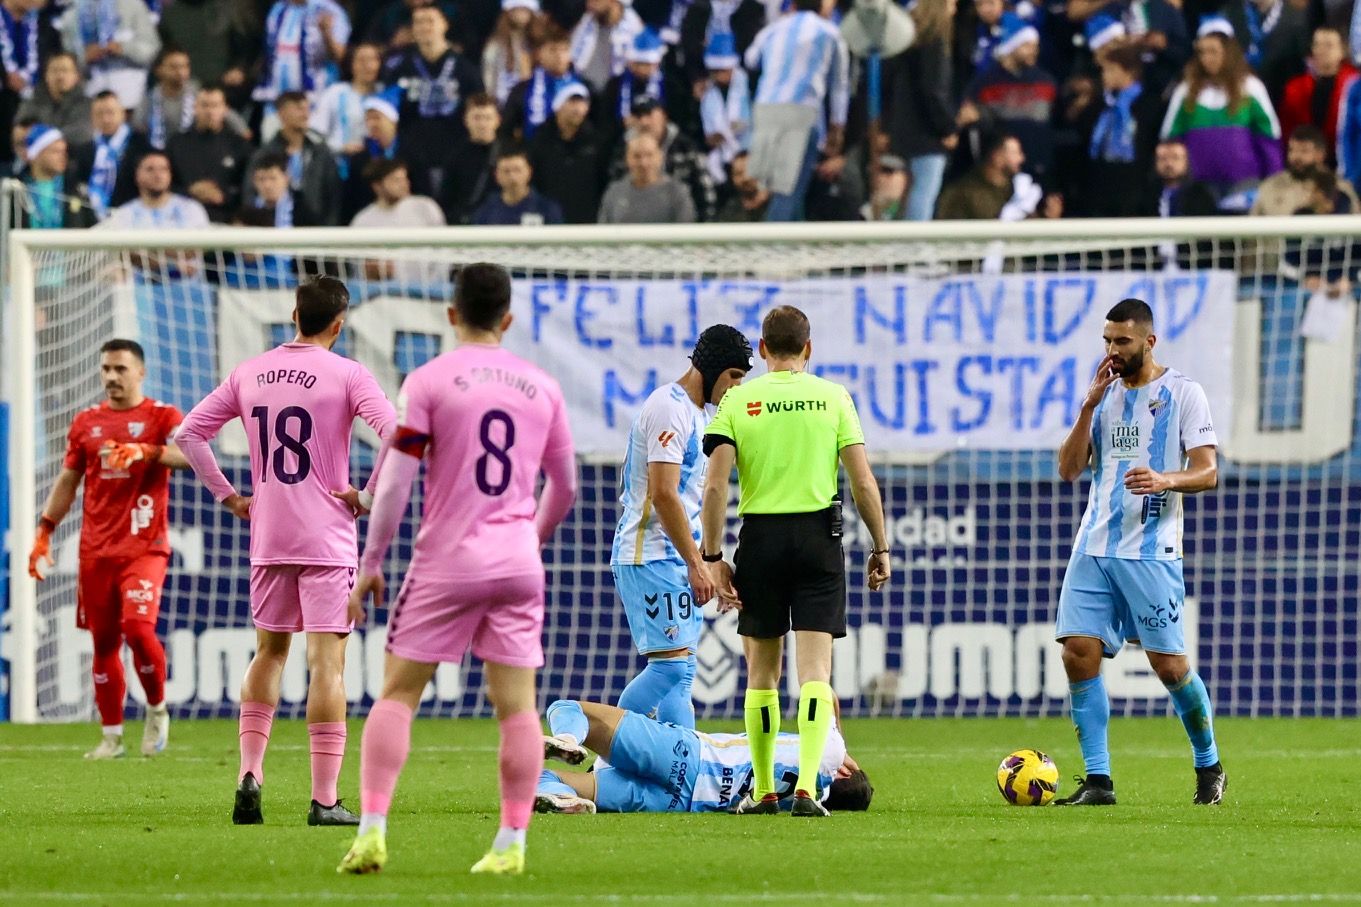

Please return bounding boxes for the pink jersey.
[177,342,396,566]
[387,343,573,580]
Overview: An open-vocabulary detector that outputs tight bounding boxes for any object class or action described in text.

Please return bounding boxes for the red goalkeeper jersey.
[63,398,183,561]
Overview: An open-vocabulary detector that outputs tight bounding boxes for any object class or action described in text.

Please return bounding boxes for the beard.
[1114,349,1145,377]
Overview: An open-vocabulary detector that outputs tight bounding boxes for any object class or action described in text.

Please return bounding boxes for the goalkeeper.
[534,699,872,814]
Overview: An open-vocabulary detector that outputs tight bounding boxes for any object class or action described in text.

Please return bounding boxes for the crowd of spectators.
[5,0,1361,232]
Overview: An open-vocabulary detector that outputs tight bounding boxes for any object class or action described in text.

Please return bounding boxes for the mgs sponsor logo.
[1137,598,1182,630]
[125,579,156,606]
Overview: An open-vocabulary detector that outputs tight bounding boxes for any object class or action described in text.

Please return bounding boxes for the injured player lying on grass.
[534,699,873,815]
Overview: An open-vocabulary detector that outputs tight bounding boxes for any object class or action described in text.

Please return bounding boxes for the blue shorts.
[594,713,700,813]
[1055,553,1187,656]
[612,561,704,655]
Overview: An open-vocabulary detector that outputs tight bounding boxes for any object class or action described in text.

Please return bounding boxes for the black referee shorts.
[732,510,847,639]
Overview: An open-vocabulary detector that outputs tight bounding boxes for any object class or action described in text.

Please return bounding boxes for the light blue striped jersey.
[689,728,846,812]
[744,11,850,126]
[612,382,710,565]
[1073,367,1217,561]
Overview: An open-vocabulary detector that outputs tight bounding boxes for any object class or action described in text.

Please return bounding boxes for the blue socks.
[546,699,589,743]
[1069,675,1112,777]
[655,654,696,728]
[1167,670,1219,768]
[618,655,694,727]
[537,769,577,798]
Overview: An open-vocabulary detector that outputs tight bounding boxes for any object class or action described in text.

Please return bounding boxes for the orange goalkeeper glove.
[103,441,163,470]
[28,516,55,580]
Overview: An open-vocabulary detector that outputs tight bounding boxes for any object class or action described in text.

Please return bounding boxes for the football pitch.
[2,717,1359,905]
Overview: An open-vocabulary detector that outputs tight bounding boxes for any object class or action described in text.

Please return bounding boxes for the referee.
[699,305,890,817]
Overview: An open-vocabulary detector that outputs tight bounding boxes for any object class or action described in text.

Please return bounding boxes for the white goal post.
[5,218,1359,724]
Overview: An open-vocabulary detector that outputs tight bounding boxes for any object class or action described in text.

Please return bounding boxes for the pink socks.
[360,699,414,816]
[498,710,543,832]
[238,702,275,783]
[308,721,347,805]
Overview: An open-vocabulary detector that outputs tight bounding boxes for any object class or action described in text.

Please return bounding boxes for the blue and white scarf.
[0,3,39,96]
[256,1,339,100]
[90,123,131,218]
[78,0,122,70]
[364,136,398,159]
[525,67,569,137]
[256,189,294,227]
[1089,82,1142,163]
[148,85,196,149]
[407,52,459,118]
[706,0,739,43]
[287,149,304,189]
[700,68,750,181]
[1242,0,1282,72]
[618,68,664,121]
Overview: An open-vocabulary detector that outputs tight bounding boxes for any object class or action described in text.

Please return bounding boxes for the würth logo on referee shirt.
[749,400,828,416]
[658,431,676,448]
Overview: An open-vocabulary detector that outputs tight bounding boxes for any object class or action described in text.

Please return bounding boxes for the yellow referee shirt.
[705,370,864,516]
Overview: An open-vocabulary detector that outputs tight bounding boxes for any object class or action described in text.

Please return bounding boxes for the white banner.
[503,271,1237,453]
[217,271,1236,455]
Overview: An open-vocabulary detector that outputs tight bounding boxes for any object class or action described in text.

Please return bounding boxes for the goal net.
[4,220,1358,723]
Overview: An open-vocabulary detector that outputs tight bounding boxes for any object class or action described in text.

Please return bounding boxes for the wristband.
[357,490,374,510]
[38,515,57,534]
[870,548,890,556]
[701,552,724,563]
[148,444,164,461]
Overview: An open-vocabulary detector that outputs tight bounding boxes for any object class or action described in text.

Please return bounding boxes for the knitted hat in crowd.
[552,79,591,113]
[627,27,666,65]
[362,87,402,123]
[994,11,1040,59]
[25,124,63,161]
[1085,11,1126,52]
[1196,14,1234,39]
[704,32,740,71]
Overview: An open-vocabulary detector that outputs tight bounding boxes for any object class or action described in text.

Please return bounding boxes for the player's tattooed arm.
[1124,445,1218,496]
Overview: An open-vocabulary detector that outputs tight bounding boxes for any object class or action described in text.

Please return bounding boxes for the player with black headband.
[606,325,754,729]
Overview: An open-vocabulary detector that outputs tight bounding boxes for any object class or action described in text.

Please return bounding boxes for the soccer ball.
[996,749,1059,806]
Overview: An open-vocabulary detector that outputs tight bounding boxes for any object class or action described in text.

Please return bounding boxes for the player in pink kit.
[175,277,396,827]
[338,263,577,877]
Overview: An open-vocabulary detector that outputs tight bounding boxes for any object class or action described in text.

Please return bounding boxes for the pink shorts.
[250,564,356,634]
[385,572,545,668]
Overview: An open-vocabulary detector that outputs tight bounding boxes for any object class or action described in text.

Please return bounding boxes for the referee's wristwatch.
[701,552,724,563]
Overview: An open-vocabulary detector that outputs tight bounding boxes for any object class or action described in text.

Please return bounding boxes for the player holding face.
[1054,298,1226,806]
[29,339,189,759]
[611,325,752,727]
[535,699,872,816]
[176,278,396,826]
[339,263,577,877]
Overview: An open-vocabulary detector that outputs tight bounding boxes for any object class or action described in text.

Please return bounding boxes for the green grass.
[2,717,1360,905]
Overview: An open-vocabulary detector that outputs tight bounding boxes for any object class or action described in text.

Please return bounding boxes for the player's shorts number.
[250,405,314,485]
[476,409,516,496]
[660,591,693,621]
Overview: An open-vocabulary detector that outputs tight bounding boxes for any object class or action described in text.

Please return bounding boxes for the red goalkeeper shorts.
[77,553,169,630]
